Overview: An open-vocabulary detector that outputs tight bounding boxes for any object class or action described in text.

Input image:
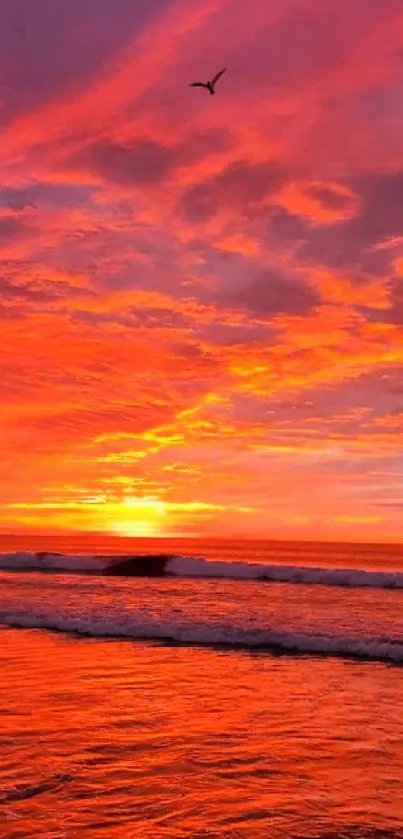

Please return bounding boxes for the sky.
[0,0,403,542]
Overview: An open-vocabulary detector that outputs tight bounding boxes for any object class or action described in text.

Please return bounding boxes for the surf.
[1,551,403,590]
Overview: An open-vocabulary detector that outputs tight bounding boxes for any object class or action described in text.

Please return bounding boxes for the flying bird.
[189,68,227,95]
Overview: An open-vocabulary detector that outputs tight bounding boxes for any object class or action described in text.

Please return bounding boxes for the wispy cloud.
[1,0,403,539]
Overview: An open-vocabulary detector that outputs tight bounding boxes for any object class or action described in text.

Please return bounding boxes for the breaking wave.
[168,556,403,588]
[0,551,403,589]
[0,606,401,663]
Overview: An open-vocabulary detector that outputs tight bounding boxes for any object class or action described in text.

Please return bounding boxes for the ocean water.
[0,538,402,838]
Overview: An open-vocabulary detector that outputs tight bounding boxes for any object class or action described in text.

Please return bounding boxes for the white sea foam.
[0,607,401,663]
[0,551,403,589]
[168,556,403,587]
[0,552,108,572]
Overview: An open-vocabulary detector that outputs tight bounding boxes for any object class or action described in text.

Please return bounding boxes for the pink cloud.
[1,0,403,539]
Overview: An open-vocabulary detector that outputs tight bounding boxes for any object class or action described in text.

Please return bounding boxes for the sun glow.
[110,520,163,537]
[106,495,166,537]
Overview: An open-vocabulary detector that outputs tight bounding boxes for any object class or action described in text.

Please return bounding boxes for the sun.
[107,496,167,537]
[110,520,162,537]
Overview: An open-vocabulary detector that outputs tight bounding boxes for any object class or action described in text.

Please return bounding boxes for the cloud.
[1,0,403,539]
[300,170,403,274]
[180,160,288,224]
[0,0,171,123]
[218,266,320,319]
[303,183,354,212]
[0,213,35,244]
[75,139,181,186]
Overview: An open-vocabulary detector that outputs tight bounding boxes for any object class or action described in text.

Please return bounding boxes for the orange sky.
[1,0,403,542]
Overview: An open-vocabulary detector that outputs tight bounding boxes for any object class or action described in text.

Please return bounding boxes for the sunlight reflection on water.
[1,624,402,838]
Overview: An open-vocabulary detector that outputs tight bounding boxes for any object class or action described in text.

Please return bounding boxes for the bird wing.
[189,81,207,88]
[211,68,226,86]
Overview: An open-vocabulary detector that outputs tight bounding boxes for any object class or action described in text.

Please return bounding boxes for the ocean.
[0,538,402,838]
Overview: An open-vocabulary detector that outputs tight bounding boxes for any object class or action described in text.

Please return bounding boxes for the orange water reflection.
[1,628,402,838]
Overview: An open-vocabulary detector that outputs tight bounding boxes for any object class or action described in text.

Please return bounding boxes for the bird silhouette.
[189,68,227,95]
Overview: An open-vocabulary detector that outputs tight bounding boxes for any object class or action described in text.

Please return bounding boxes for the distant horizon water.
[1,534,403,576]
[2,531,403,548]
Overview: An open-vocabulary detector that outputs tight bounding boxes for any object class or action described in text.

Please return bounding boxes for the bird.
[189,68,227,95]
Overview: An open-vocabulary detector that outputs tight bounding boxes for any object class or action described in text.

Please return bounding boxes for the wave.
[0,773,73,804]
[0,607,401,663]
[0,551,107,572]
[168,556,403,588]
[1,551,403,589]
